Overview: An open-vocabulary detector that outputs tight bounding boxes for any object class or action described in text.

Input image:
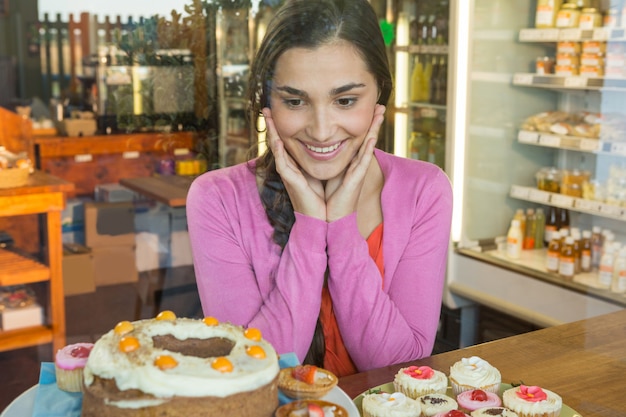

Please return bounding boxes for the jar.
[536,167,562,193]
[535,0,564,28]
[556,52,580,66]
[556,3,581,28]
[555,64,579,76]
[579,8,602,29]
[557,41,581,55]
[582,40,606,54]
[580,53,604,67]
[604,8,619,28]
[536,56,555,74]
[580,65,604,77]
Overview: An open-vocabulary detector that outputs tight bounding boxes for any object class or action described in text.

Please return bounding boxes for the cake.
[361,391,422,417]
[393,365,448,398]
[502,385,562,417]
[417,393,458,417]
[55,342,94,392]
[81,312,280,417]
[275,399,348,417]
[471,407,519,417]
[448,356,501,396]
[278,364,338,399]
[456,389,502,413]
[433,411,470,417]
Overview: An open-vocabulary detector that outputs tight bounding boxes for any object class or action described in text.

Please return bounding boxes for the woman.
[187,0,453,377]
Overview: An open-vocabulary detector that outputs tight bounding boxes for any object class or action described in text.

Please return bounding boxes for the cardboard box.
[92,245,138,286]
[95,183,138,203]
[84,202,135,248]
[135,232,169,272]
[62,244,95,296]
[0,304,43,331]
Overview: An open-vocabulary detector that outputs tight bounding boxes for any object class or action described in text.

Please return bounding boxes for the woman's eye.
[283,98,304,107]
[337,97,357,107]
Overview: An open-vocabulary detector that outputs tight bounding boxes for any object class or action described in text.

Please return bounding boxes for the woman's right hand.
[263,108,327,220]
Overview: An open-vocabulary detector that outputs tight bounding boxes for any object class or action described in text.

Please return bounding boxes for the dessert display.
[81,311,280,417]
[502,385,562,417]
[361,391,421,417]
[417,393,459,417]
[278,364,338,399]
[448,356,501,396]
[471,407,519,417]
[54,342,94,392]
[393,365,448,398]
[274,399,349,417]
[456,389,502,413]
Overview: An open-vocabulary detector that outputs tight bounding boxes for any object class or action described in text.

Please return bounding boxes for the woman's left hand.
[325,104,386,222]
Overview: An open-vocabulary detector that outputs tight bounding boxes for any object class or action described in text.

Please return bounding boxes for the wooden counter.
[338,308,626,417]
[34,131,196,197]
[120,175,194,208]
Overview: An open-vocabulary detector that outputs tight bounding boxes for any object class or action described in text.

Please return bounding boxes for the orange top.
[320,223,384,377]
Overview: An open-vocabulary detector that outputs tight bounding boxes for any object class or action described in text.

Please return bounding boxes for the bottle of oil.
[590,226,603,270]
[546,231,562,273]
[524,208,537,250]
[570,228,582,273]
[544,206,558,245]
[558,236,576,280]
[410,55,425,102]
[534,207,546,249]
[580,230,592,273]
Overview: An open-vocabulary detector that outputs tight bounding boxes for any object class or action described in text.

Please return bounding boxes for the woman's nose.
[305,107,335,142]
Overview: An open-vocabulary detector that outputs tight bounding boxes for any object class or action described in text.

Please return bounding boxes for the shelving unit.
[0,171,74,353]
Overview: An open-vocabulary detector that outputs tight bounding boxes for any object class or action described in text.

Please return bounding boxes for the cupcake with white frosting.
[361,391,421,417]
[448,356,501,396]
[502,385,562,417]
[393,365,448,399]
[471,407,519,417]
[417,393,458,417]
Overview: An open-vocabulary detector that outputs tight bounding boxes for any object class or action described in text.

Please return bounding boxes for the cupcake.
[393,365,448,399]
[362,391,422,417]
[502,385,562,417]
[456,389,502,413]
[471,407,519,417]
[433,411,470,417]
[448,356,501,396]
[278,364,338,399]
[417,393,458,417]
[275,399,348,417]
[55,342,94,392]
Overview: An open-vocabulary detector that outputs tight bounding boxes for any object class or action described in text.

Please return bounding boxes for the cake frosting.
[56,343,94,370]
[417,393,458,416]
[449,356,501,395]
[81,313,280,417]
[457,389,502,412]
[471,407,519,417]
[433,411,471,417]
[361,391,422,417]
[502,385,562,417]
[393,365,448,398]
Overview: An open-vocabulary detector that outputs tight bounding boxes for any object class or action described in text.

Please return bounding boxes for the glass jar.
[556,3,581,28]
[579,8,602,29]
[536,167,562,193]
[536,56,555,74]
[604,7,619,28]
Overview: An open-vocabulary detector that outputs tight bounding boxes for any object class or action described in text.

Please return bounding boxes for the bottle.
[546,231,562,273]
[534,208,546,249]
[558,236,576,280]
[598,243,617,288]
[524,208,537,250]
[570,228,582,273]
[536,0,564,28]
[544,206,558,245]
[590,226,603,270]
[422,55,434,103]
[408,132,429,161]
[513,209,527,245]
[433,56,448,105]
[429,56,440,105]
[580,230,592,273]
[410,56,425,102]
[557,208,570,233]
[611,247,626,294]
[427,133,445,169]
[506,219,523,259]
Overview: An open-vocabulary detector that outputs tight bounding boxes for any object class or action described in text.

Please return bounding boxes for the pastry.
[275,399,348,417]
[456,389,502,413]
[55,342,94,392]
[361,391,422,417]
[278,364,338,399]
[417,393,458,417]
[471,407,519,416]
[448,356,501,396]
[502,385,562,417]
[393,365,448,398]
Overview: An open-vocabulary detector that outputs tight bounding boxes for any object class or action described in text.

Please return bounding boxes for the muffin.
[456,389,502,413]
[54,342,94,392]
[471,407,519,417]
[275,399,348,417]
[278,364,338,399]
[393,365,448,399]
[361,391,422,417]
[417,393,458,417]
[433,411,470,417]
[448,356,501,396]
[502,385,562,417]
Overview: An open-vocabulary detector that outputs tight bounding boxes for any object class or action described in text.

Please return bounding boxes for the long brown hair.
[247,0,392,366]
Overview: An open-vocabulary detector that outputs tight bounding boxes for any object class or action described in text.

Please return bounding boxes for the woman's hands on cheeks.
[263,108,327,220]
[262,104,386,222]
[325,104,386,222]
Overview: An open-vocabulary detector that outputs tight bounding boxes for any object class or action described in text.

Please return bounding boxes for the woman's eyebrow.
[274,82,367,97]
[275,85,308,97]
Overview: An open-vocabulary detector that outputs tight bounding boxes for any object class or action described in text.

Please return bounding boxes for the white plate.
[322,386,360,417]
[0,385,37,417]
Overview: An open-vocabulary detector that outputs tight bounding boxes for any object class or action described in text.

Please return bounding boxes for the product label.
[546,252,560,272]
[536,6,555,26]
[598,265,613,287]
[558,258,575,277]
[581,250,592,271]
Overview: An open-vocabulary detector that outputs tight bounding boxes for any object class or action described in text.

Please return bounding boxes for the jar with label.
[580,53,604,67]
[556,3,581,28]
[555,64,579,76]
[536,56,555,74]
[556,52,580,66]
[557,41,581,54]
[546,230,562,273]
[581,40,606,54]
[579,8,602,29]
[559,236,576,279]
[604,7,619,28]
[536,0,564,28]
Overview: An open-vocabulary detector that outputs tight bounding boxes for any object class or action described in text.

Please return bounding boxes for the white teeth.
[306,143,340,153]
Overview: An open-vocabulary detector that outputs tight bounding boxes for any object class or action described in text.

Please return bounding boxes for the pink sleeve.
[327,169,453,371]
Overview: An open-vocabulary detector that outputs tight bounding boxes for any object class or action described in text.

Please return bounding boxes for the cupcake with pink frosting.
[502,385,562,417]
[393,365,448,399]
[55,342,94,392]
[433,411,470,417]
[456,389,502,413]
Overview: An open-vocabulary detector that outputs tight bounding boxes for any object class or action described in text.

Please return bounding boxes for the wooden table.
[338,308,626,417]
[119,175,195,207]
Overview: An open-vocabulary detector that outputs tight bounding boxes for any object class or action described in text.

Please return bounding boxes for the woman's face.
[268,40,379,181]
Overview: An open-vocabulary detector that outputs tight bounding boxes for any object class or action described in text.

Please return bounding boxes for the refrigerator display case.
[392,0,626,347]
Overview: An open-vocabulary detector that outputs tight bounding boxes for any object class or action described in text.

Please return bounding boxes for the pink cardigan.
[186,149,453,371]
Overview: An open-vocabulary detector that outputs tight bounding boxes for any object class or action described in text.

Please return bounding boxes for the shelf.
[0,326,53,353]
[517,130,602,152]
[395,44,449,55]
[0,249,50,286]
[409,102,447,111]
[456,247,626,308]
[519,27,626,43]
[513,72,626,91]
[510,185,626,221]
